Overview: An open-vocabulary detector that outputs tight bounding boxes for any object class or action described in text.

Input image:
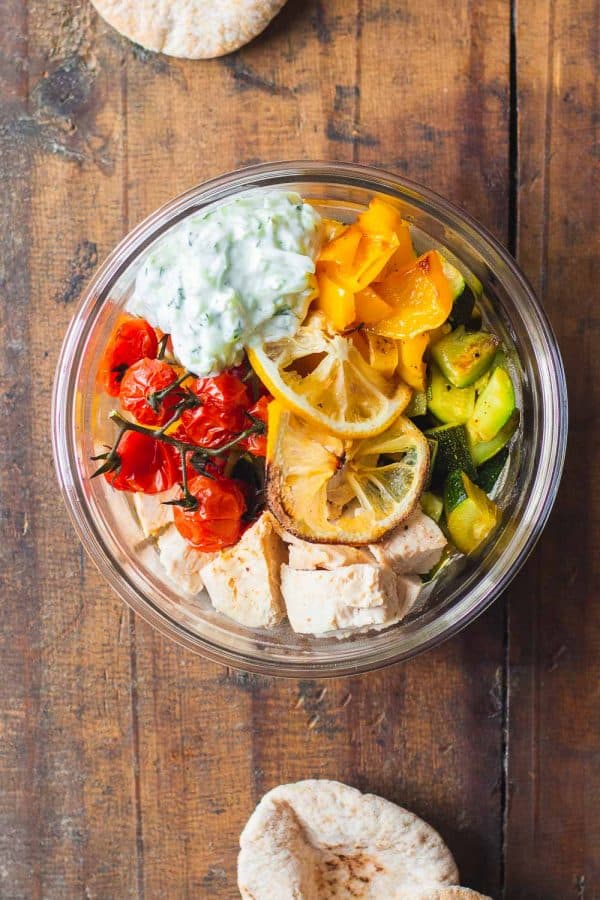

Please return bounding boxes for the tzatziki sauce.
[129,190,321,374]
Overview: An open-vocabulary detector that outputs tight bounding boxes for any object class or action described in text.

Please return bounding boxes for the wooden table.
[1,1,598,897]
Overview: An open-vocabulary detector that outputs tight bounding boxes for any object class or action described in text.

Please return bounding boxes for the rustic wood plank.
[0,2,142,896]
[115,1,511,897]
[506,0,600,896]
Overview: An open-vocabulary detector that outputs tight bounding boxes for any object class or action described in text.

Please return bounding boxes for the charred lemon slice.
[248,313,411,439]
[266,402,429,544]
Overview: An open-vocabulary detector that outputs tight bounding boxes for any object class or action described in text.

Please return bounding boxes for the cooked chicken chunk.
[133,486,178,537]
[201,512,286,629]
[156,525,215,594]
[287,539,374,570]
[369,509,447,574]
[281,563,401,636]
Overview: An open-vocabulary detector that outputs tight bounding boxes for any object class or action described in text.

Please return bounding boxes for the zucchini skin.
[449,285,476,327]
[444,469,501,554]
[476,447,509,494]
[425,423,476,482]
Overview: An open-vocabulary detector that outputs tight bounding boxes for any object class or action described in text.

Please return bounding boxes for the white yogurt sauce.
[129,190,321,374]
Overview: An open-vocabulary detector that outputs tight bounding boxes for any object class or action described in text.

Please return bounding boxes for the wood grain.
[504,0,600,897]
[0,0,596,897]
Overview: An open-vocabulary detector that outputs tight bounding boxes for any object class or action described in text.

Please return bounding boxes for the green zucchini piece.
[425,423,476,481]
[425,437,438,488]
[444,470,501,554]
[470,408,520,466]
[427,364,476,424]
[467,366,516,443]
[449,285,476,328]
[435,251,465,299]
[430,326,499,388]
[476,447,509,494]
[420,491,444,523]
[405,390,428,418]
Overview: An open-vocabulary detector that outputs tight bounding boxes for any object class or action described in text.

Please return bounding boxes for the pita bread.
[238,779,459,899]
[413,890,491,899]
[90,0,288,59]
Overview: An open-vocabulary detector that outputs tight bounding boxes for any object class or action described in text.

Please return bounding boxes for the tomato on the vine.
[240,395,271,457]
[119,358,182,426]
[181,402,243,448]
[104,430,180,494]
[173,475,246,551]
[99,315,158,397]
[191,372,250,410]
[181,372,250,448]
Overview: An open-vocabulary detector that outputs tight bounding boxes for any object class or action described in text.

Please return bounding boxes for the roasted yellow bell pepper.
[321,217,347,243]
[318,224,362,267]
[397,332,430,391]
[315,269,356,331]
[354,286,394,325]
[371,251,453,340]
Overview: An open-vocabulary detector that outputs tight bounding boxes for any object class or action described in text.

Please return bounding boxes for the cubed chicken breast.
[200,512,286,629]
[133,486,178,537]
[287,539,374,570]
[157,525,215,595]
[369,509,447,574]
[281,563,401,636]
[396,574,424,617]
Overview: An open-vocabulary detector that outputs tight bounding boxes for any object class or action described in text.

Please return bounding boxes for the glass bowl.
[52,161,567,677]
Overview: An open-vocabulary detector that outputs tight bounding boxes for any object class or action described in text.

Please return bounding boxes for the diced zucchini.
[435,251,466,299]
[420,491,444,523]
[431,326,499,388]
[470,408,520,466]
[449,285,476,328]
[444,470,501,554]
[426,437,438,488]
[427,364,476,424]
[405,390,427,417]
[467,366,516,443]
[476,447,509,494]
[425,423,476,481]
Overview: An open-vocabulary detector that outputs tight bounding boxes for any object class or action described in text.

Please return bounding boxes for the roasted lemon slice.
[266,402,429,543]
[247,313,411,439]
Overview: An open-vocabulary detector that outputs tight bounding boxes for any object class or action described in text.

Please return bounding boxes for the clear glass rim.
[51,160,568,677]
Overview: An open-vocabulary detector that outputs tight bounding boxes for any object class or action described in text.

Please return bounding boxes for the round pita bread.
[413,890,491,899]
[90,0,288,59]
[238,779,459,899]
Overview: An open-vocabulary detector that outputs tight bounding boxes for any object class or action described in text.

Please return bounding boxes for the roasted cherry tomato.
[119,358,182,426]
[240,395,271,457]
[181,372,251,448]
[173,475,246,551]
[181,401,244,449]
[105,430,180,494]
[99,315,158,397]
[191,372,250,410]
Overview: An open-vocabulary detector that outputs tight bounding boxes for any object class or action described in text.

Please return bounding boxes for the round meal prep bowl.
[52,161,567,677]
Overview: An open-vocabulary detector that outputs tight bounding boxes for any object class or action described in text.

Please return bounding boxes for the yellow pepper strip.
[321,217,347,243]
[397,333,430,391]
[357,197,406,239]
[363,333,399,378]
[373,224,417,281]
[370,250,453,340]
[333,232,400,293]
[318,224,362,267]
[315,268,356,331]
[354,286,394,325]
